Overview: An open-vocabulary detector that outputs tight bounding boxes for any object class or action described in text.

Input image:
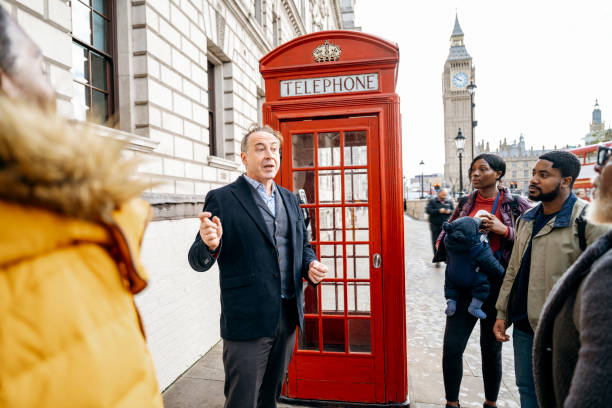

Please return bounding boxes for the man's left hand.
[308,260,328,284]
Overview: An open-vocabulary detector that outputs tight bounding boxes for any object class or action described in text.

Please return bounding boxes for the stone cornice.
[74,121,159,153]
[141,193,204,220]
[207,155,242,171]
[330,0,342,29]
[222,0,272,55]
[281,0,306,37]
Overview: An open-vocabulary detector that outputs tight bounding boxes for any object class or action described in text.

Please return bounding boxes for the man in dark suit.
[188,125,328,408]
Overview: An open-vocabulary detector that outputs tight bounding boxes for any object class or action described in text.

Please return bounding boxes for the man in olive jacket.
[493,151,610,407]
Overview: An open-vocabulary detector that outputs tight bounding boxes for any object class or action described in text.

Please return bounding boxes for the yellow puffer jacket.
[0,98,163,407]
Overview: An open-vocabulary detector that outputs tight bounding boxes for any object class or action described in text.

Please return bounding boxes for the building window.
[71,0,114,123]
[524,170,529,177]
[254,0,262,24]
[207,54,227,158]
[207,61,217,156]
[586,151,597,164]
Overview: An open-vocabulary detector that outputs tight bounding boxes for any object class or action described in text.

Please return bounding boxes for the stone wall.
[136,218,221,390]
[405,199,429,221]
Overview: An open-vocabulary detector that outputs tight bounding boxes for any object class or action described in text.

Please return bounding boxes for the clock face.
[452,72,469,88]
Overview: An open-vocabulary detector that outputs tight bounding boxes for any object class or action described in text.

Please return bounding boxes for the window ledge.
[74,121,159,153]
[207,155,242,171]
[141,193,204,221]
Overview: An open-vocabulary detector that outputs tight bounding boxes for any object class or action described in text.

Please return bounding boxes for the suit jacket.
[188,176,318,340]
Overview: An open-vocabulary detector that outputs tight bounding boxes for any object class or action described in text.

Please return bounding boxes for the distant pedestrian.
[188,125,328,408]
[438,154,531,408]
[576,190,587,200]
[494,151,609,408]
[533,145,612,407]
[426,188,453,254]
[0,8,162,407]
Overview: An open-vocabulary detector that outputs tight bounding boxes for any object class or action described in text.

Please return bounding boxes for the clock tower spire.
[442,14,475,194]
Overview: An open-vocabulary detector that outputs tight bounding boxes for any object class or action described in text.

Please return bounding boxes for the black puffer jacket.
[426,197,454,226]
[443,217,505,288]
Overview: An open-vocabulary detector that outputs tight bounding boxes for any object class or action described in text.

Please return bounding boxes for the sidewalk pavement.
[162,215,519,408]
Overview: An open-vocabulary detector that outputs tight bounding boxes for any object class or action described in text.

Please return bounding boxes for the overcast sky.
[353,0,612,179]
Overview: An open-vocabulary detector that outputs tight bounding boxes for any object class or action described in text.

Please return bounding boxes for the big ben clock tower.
[442,15,475,192]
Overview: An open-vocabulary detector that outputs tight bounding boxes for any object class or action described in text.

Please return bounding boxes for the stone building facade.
[442,15,475,192]
[475,135,551,196]
[1,0,355,390]
[584,100,612,144]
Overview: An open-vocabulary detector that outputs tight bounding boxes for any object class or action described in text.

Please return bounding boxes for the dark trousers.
[430,223,443,254]
[223,298,297,408]
[442,281,503,402]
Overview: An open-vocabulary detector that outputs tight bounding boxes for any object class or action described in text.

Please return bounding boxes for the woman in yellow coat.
[0,97,164,407]
[0,9,162,405]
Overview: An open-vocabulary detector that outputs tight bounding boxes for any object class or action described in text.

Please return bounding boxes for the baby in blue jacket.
[442,215,505,319]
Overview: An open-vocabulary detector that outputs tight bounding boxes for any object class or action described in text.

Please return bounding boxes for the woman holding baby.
[435,153,531,408]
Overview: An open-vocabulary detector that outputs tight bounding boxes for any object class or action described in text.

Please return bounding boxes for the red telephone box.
[260,31,407,407]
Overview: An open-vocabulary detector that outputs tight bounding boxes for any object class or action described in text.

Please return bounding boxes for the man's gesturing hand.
[308,260,328,284]
[198,211,223,251]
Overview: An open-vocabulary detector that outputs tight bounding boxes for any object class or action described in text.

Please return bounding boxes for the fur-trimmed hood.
[0,97,153,294]
[0,97,150,222]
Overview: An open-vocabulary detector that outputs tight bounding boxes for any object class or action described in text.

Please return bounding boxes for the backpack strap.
[576,204,589,251]
[509,194,521,220]
[457,195,470,215]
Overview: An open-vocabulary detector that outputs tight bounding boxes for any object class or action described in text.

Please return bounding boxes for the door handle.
[373,253,381,269]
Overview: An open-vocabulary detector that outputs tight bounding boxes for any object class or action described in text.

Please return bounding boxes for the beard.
[588,176,612,224]
[528,182,561,202]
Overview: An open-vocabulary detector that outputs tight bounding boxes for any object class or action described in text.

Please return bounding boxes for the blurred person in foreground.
[426,188,454,256]
[533,144,612,406]
[0,8,162,407]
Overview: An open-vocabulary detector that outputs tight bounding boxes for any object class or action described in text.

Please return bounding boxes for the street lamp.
[455,128,466,195]
[419,160,425,199]
[467,80,477,160]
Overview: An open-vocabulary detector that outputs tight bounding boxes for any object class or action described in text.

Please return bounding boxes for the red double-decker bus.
[568,141,612,198]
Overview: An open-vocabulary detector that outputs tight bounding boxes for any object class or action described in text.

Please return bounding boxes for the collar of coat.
[521,193,578,228]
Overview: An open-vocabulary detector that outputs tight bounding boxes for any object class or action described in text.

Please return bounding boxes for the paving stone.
[163,376,225,408]
[403,215,519,407]
[162,215,520,407]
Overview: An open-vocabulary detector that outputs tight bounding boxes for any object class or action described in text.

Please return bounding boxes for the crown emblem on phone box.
[312,40,341,62]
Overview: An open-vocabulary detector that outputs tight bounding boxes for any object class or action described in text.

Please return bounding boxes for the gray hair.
[240,124,283,153]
